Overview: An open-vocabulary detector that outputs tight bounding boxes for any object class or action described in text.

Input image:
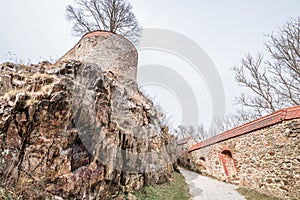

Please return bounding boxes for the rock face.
[181,107,300,200]
[0,39,175,198]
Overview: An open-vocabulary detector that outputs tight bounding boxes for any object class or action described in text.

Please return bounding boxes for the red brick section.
[189,106,300,152]
[83,30,112,38]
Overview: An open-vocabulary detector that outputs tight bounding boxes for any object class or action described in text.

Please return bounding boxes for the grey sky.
[1,0,300,129]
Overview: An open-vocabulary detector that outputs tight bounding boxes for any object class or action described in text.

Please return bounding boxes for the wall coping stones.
[189,106,300,152]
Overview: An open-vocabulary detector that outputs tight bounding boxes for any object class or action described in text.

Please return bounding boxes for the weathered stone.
[0,60,175,199]
[57,31,138,81]
[181,116,300,200]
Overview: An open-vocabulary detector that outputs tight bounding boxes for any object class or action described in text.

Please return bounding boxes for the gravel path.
[179,167,246,200]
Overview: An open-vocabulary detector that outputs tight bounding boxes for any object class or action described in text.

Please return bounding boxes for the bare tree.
[233,17,300,118]
[174,125,217,142]
[196,124,217,141]
[66,0,141,44]
[214,108,259,132]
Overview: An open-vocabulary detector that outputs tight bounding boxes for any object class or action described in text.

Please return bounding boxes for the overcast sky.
[1,0,300,129]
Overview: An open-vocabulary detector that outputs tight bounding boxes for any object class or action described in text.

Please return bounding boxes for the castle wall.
[184,107,300,199]
[57,31,138,81]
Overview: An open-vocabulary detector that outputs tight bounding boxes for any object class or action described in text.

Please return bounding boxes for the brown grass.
[133,172,191,200]
[236,187,281,200]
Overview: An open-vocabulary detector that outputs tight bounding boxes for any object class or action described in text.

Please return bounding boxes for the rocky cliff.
[0,59,176,199]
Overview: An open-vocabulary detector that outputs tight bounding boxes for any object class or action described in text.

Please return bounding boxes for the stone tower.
[57,31,138,81]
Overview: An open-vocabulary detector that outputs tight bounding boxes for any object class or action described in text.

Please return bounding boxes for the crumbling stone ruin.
[0,31,176,199]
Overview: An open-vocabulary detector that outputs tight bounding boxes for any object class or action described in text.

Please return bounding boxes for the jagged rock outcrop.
[0,60,176,199]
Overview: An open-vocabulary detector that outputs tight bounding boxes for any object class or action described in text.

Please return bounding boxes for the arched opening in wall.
[199,156,206,171]
[220,149,238,181]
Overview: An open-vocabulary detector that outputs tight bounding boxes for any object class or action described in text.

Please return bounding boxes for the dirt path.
[179,167,246,200]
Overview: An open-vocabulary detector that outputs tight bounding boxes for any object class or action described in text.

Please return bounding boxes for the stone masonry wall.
[185,108,300,200]
[57,31,138,81]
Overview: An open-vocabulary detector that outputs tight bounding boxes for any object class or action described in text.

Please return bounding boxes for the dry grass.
[133,172,191,200]
[0,186,19,200]
[0,72,58,107]
[236,187,281,200]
